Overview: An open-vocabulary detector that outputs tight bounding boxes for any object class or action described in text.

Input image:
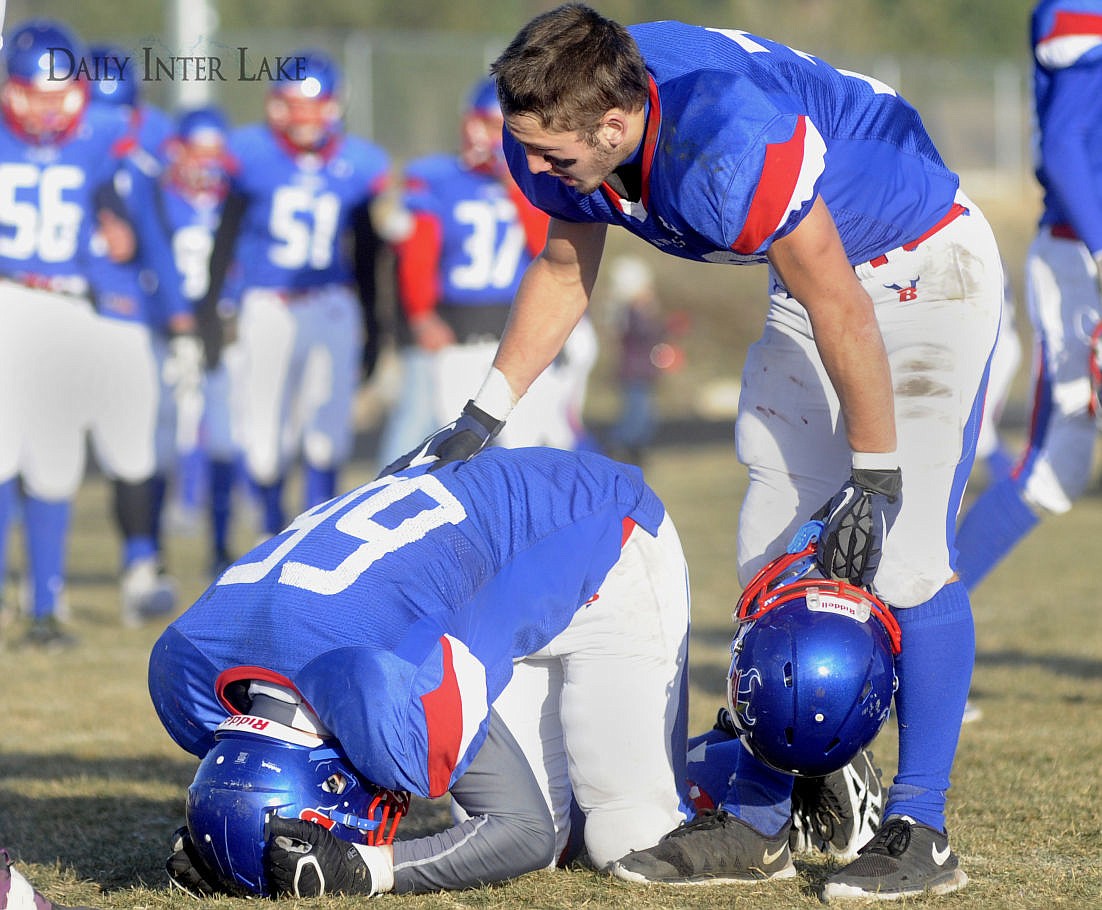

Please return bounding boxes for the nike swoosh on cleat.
[762,842,787,865]
[932,842,952,865]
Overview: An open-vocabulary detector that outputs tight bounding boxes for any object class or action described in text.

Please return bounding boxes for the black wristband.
[852,466,902,499]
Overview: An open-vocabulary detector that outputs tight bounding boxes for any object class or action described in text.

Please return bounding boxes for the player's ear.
[597,108,633,150]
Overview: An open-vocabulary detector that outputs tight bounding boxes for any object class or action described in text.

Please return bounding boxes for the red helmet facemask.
[2,76,88,144]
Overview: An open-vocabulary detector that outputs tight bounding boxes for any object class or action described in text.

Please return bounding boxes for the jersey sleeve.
[1035,7,1102,254]
[297,630,491,799]
[724,113,826,255]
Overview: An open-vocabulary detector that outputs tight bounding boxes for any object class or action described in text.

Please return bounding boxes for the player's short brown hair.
[491,3,648,139]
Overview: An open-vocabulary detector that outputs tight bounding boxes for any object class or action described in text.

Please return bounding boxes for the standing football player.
[385,6,1005,901]
[0,7,100,905]
[84,42,195,625]
[159,106,239,576]
[199,50,389,540]
[0,19,154,645]
[150,446,691,895]
[378,76,593,469]
[956,1,1102,590]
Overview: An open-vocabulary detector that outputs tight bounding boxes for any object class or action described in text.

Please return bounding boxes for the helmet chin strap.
[247,680,332,737]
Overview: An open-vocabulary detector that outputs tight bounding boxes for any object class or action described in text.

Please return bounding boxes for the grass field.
[2,429,1101,910]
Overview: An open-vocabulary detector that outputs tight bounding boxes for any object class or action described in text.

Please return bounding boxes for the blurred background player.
[377,76,595,470]
[973,264,1024,486]
[86,42,173,161]
[956,0,1102,592]
[158,105,239,576]
[83,41,195,625]
[0,19,148,646]
[0,3,99,903]
[199,49,389,541]
[603,255,684,466]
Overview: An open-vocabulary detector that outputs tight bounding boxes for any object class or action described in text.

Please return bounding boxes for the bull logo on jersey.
[884,277,920,302]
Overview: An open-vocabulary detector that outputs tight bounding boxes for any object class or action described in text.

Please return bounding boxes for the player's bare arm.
[767,197,897,456]
[493,218,607,399]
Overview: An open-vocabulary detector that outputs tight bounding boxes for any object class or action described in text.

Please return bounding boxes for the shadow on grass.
[0,752,456,892]
[975,647,1102,682]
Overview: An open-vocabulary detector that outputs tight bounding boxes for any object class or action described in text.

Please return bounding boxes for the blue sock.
[720,742,793,837]
[177,446,207,510]
[255,478,285,536]
[685,726,741,813]
[984,445,1015,484]
[955,476,1038,591]
[209,458,235,560]
[23,495,71,620]
[304,465,337,510]
[123,535,158,568]
[886,581,974,832]
[0,480,15,596]
[149,473,167,555]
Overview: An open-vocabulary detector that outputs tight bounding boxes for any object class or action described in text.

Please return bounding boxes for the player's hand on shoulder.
[376,400,504,478]
[265,816,375,897]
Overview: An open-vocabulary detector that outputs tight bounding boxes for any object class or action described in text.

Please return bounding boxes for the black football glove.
[376,399,504,478]
[166,825,228,898]
[813,466,902,587]
[264,816,374,897]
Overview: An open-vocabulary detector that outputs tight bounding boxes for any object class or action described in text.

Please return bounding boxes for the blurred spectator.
[604,256,683,465]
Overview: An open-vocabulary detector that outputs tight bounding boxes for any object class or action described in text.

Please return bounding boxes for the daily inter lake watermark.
[47,47,310,82]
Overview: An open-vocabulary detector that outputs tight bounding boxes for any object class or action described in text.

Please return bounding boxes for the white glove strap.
[351,844,394,896]
[473,367,518,421]
[852,450,899,472]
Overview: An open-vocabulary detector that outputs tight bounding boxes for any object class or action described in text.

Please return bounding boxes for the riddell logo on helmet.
[805,589,872,622]
[222,714,271,731]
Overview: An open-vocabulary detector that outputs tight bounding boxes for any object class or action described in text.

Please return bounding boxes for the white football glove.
[163,334,205,391]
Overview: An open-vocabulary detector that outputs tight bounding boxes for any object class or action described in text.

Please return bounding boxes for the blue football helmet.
[185,715,409,896]
[2,20,89,143]
[86,43,138,107]
[461,75,505,171]
[266,50,342,151]
[166,105,231,196]
[726,526,901,777]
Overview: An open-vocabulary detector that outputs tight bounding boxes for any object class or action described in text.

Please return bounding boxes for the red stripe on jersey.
[621,516,637,547]
[640,75,662,210]
[420,636,464,798]
[731,116,808,255]
[395,212,443,319]
[1045,10,1102,40]
[506,178,551,257]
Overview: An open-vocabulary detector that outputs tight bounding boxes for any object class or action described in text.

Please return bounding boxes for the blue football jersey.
[402,154,536,306]
[1031,0,1102,254]
[161,182,224,305]
[148,447,665,798]
[0,104,128,290]
[224,124,390,290]
[85,149,189,327]
[504,21,960,267]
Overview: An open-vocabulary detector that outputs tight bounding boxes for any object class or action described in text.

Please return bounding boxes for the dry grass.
[1,173,1095,910]
[2,436,1101,909]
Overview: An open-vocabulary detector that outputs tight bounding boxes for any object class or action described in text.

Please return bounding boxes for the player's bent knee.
[511,813,557,875]
[583,805,685,870]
